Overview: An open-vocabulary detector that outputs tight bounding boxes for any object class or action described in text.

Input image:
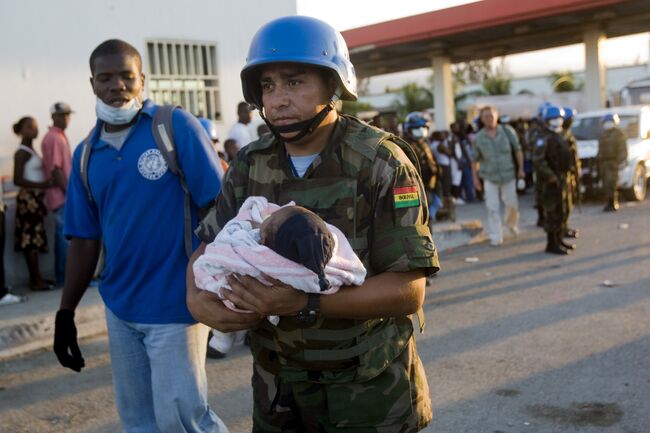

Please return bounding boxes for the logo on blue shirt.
[137,149,168,180]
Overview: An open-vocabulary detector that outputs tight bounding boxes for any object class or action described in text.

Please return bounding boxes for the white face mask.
[411,127,428,139]
[547,118,564,133]
[96,97,142,125]
[602,121,615,130]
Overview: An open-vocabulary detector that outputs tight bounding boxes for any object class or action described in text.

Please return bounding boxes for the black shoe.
[564,228,579,239]
[545,232,569,255]
[603,202,619,212]
[558,234,576,250]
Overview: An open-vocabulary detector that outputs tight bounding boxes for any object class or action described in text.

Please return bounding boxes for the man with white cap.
[42,102,74,287]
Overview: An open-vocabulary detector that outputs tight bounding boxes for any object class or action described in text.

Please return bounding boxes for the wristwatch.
[296,293,320,324]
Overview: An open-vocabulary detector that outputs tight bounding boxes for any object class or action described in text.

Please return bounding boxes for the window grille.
[146,40,221,120]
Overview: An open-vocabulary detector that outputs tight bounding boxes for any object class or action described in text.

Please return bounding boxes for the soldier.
[531,103,550,227]
[403,112,440,219]
[186,16,439,432]
[597,113,627,212]
[561,107,580,240]
[533,105,575,255]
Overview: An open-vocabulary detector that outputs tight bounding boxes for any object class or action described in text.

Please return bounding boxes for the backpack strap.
[151,104,193,258]
[79,128,96,202]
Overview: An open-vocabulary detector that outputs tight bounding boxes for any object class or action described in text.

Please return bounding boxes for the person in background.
[42,102,74,288]
[0,179,27,305]
[471,105,524,246]
[223,138,239,162]
[52,39,228,433]
[257,123,270,138]
[199,117,229,173]
[13,117,54,291]
[227,101,253,150]
[533,105,576,255]
[561,107,580,238]
[430,130,454,221]
[450,119,475,203]
[403,112,440,218]
[597,113,627,212]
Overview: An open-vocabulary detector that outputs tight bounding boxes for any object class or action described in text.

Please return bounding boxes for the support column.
[432,55,455,131]
[583,29,607,110]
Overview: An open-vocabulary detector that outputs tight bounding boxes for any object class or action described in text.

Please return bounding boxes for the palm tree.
[550,71,582,92]
[394,82,433,118]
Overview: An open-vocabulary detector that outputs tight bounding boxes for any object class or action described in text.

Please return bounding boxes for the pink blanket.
[193,197,366,316]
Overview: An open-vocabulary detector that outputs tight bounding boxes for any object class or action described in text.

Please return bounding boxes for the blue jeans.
[105,308,229,433]
[53,206,69,285]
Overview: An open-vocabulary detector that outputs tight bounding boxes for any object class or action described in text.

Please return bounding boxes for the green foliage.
[394,82,433,118]
[340,100,374,116]
[550,71,583,92]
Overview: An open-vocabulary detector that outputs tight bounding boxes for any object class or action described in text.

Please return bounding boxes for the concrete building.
[1,0,296,286]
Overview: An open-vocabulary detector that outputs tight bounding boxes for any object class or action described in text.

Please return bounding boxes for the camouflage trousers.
[542,178,569,233]
[563,173,577,228]
[600,161,619,203]
[251,338,432,433]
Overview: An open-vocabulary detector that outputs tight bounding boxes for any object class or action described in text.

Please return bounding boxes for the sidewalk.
[0,193,540,361]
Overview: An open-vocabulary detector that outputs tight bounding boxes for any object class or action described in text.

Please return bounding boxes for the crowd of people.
[0,12,633,433]
[389,99,627,255]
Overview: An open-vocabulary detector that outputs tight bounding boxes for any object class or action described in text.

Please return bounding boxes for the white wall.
[0,0,296,286]
[0,0,296,167]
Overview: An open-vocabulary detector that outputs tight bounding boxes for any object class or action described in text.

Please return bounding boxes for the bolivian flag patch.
[393,185,420,209]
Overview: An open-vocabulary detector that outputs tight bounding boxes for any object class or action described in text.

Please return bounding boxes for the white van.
[571,105,650,201]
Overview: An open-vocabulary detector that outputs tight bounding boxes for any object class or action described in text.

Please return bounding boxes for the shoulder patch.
[536,138,545,147]
[394,185,420,209]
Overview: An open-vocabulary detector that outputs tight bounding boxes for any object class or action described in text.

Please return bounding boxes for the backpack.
[79,104,194,258]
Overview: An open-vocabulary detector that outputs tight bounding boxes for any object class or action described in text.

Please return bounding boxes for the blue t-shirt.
[65,100,222,323]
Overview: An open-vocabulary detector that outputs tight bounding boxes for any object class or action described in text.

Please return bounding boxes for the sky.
[296,0,649,77]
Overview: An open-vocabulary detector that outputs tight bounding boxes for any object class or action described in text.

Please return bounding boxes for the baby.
[193,196,366,355]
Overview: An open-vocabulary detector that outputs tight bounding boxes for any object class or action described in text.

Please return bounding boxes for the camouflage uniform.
[197,115,440,432]
[530,124,548,220]
[562,128,581,228]
[533,130,574,234]
[597,127,627,206]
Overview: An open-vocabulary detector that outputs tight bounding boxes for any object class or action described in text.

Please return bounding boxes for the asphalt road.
[1,198,649,433]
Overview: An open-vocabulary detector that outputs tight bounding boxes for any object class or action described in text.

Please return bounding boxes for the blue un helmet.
[563,107,576,121]
[241,16,357,110]
[403,112,429,139]
[198,117,218,142]
[542,105,565,122]
[602,113,620,125]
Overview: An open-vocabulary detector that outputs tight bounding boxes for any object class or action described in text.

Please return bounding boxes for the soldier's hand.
[224,274,306,317]
[53,309,85,372]
[548,176,559,186]
[187,283,263,332]
[517,168,526,180]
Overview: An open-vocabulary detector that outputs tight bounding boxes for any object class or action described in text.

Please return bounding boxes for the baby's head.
[260,206,334,290]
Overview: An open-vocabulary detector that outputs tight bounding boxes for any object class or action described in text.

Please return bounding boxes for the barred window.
[146,40,221,120]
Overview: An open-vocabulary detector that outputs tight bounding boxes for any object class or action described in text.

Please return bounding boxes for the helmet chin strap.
[260,94,339,143]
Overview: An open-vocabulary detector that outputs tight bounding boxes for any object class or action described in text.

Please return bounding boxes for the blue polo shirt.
[65,100,222,323]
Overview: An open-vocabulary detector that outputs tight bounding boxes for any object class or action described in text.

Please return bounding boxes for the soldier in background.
[597,113,627,212]
[561,107,580,238]
[533,106,575,255]
[403,112,440,218]
[187,16,439,432]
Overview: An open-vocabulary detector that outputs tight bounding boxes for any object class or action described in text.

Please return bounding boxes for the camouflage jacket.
[533,130,574,180]
[598,127,627,164]
[197,114,439,383]
[406,137,437,191]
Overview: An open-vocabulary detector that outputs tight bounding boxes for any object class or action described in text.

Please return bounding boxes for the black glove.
[53,309,85,372]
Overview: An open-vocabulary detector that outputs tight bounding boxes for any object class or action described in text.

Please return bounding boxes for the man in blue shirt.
[53,39,228,433]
